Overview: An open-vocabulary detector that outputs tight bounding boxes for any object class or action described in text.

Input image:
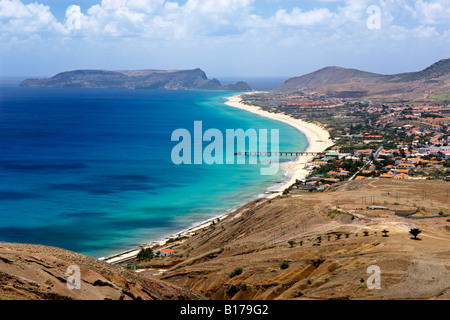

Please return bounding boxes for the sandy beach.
[104,92,333,264]
[225,92,334,197]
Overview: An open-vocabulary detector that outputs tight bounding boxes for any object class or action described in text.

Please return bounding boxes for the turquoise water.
[0,82,307,258]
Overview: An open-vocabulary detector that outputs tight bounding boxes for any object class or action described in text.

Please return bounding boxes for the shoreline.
[224,92,334,197]
[103,91,333,264]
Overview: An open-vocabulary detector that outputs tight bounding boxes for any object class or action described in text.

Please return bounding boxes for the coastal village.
[240,92,450,193]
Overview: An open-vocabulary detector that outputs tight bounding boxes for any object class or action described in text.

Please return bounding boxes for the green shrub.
[280,261,289,270]
[230,267,243,278]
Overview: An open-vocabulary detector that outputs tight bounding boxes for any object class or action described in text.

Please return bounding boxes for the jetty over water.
[234,151,323,157]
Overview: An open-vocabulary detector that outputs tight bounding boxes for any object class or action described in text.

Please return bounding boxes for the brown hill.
[0,242,202,300]
[277,58,450,101]
[151,179,450,300]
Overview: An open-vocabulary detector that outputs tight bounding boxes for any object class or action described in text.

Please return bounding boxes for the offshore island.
[1,58,450,300]
[19,68,252,91]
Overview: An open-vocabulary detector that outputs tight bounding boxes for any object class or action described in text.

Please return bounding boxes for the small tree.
[363,231,369,237]
[299,240,303,246]
[136,248,154,261]
[317,236,322,243]
[381,229,389,237]
[345,233,350,238]
[409,228,422,240]
[280,261,289,270]
[288,240,296,248]
[335,233,342,240]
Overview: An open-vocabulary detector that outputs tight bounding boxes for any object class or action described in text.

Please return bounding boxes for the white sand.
[224,92,334,198]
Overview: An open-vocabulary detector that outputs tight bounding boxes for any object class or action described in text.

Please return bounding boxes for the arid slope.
[154,179,450,300]
[0,242,202,300]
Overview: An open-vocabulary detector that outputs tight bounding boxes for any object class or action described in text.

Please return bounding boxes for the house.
[317,184,331,191]
[407,158,421,164]
[397,163,415,169]
[394,173,410,179]
[380,172,395,179]
[153,248,174,257]
[367,206,389,210]
[354,149,373,157]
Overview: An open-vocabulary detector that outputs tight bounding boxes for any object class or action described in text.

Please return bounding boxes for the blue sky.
[1,0,450,78]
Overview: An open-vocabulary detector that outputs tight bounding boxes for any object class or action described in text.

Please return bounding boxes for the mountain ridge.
[277,57,450,100]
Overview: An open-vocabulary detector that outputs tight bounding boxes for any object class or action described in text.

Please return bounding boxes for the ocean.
[0,78,307,258]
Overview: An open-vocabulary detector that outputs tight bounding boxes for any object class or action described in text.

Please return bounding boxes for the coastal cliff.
[20,68,252,91]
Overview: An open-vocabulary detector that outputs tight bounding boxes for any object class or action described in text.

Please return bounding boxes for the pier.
[234,151,323,157]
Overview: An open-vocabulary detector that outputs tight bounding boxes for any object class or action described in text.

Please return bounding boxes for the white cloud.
[0,0,60,33]
[274,8,335,27]
[413,0,450,24]
[1,0,450,49]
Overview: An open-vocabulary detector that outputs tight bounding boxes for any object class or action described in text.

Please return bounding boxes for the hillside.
[19,68,251,91]
[277,57,450,100]
[144,179,450,300]
[0,242,201,300]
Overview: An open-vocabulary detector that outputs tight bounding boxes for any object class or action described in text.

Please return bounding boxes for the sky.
[1,0,450,78]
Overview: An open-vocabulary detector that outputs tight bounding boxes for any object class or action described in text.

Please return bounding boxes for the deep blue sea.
[0,78,307,258]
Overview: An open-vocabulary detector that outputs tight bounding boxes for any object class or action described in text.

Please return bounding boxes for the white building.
[153,248,174,257]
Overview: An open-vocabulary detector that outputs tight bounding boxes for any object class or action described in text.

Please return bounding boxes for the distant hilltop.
[20,68,252,91]
[276,57,450,100]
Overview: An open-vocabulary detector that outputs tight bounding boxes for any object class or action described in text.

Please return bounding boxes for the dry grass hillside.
[0,242,202,300]
[147,179,450,300]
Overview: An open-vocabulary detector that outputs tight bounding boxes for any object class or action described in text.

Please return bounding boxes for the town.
[241,91,450,193]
